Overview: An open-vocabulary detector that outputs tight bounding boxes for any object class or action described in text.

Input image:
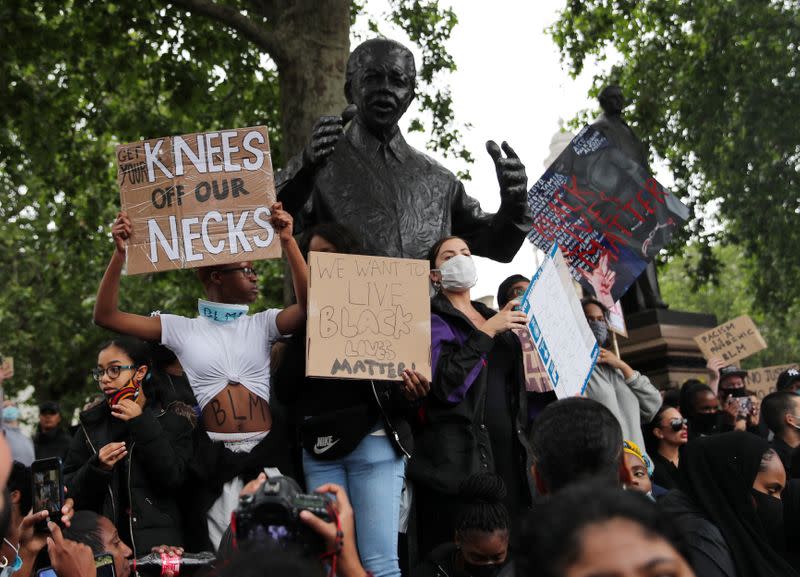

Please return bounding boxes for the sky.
[352,0,608,305]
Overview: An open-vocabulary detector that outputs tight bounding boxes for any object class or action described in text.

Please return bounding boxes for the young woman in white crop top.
[94,202,306,437]
[93,202,306,549]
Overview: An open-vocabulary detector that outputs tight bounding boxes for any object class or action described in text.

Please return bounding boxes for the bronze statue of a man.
[276,38,532,262]
[591,85,668,312]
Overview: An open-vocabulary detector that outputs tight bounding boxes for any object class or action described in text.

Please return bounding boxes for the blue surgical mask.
[0,537,22,575]
[1,408,19,423]
[198,299,248,324]
[587,319,609,346]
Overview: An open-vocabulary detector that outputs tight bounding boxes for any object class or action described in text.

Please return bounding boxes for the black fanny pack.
[300,404,374,461]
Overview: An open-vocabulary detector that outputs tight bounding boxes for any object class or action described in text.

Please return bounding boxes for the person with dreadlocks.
[412,473,513,577]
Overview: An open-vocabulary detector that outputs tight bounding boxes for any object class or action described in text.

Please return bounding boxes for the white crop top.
[160,310,281,410]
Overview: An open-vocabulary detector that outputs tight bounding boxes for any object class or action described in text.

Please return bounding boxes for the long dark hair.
[299,223,362,259]
[427,235,467,269]
[643,404,673,456]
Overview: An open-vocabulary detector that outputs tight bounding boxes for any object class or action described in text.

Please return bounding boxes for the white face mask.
[435,254,478,293]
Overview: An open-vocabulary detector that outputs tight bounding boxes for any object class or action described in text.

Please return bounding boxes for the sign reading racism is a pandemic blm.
[693,315,767,364]
[116,126,280,275]
[527,125,690,303]
[306,252,432,382]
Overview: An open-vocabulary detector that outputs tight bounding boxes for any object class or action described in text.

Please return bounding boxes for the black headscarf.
[680,431,797,577]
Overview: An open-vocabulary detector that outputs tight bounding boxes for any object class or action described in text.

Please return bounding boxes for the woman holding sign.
[274,223,430,577]
[409,236,534,558]
[93,202,307,550]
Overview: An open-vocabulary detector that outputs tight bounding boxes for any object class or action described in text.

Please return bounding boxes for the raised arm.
[452,142,532,263]
[93,212,162,341]
[272,203,308,335]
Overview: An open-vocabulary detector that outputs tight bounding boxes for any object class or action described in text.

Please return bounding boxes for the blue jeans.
[303,426,405,577]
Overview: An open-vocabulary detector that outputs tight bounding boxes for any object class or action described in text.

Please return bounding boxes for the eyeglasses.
[218,266,258,278]
[668,418,688,432]
[509,287,527,297]
[91,365,135,381]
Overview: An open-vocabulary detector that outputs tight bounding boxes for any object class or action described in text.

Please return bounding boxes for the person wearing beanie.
[776,367,800,393]
[34,401,72,461]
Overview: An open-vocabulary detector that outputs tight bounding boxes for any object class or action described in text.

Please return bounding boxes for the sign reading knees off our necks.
[116,126,281,275]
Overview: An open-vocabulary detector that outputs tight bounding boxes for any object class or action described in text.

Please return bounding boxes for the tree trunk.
[273,0,350,158]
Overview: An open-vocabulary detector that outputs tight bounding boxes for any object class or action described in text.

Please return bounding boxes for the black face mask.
[463,560,507,577]
[751,489,785,551]
[0,488,12,543]
[690,412,719,435]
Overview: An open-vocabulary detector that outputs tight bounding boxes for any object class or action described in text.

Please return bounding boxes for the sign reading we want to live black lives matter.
[116,126,281,275]
[306,252,432,382]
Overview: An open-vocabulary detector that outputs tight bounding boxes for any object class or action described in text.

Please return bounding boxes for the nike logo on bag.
[313,436,340,454]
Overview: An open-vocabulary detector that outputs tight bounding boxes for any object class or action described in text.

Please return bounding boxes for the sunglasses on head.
[667,418,688,432]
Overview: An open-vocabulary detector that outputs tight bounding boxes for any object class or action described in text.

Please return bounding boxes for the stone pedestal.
[616,309,717,389]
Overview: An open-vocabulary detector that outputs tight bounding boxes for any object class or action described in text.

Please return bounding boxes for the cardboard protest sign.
[693,315,767,364]
[305,252,431,381]
[527,125,690,303]
[116,126,280,275]
[520,243,600,398]
[747,364,798,398]
[606,300,628,337]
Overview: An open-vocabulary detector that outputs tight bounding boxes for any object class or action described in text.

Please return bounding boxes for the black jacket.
[659,490,736,577]
[771,436,800,479]
[34,426,72,461]
[64,400,195,555]
[273,331,415,460]
[411,543,515,577]
[408,295,534,498]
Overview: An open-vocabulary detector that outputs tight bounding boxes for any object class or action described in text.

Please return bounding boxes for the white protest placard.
[520,243,600,398]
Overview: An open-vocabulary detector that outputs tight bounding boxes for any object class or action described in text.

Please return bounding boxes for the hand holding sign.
[270,202,294,243]
[401,369,431,401]
[486,140,528,203]
[479,300,529,338]
[112,212,132,255]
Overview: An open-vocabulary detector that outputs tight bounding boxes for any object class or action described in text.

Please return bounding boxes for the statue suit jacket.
[276,119,532,262]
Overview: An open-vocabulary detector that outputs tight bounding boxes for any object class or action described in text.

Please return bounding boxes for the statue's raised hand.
[486,140,527,203]
[302,105,358,168]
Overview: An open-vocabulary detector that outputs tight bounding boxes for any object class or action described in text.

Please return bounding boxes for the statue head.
[345,38,417,136]
[598,85,626,116]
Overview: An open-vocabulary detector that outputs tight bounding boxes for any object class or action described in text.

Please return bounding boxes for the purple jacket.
[408,294,534,497]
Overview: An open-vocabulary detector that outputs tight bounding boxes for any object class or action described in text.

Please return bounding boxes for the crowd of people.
[0,209,798,577]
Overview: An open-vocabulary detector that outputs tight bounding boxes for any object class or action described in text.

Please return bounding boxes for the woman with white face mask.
[408,236,535,558]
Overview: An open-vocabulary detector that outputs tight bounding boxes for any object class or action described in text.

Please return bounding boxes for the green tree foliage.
[550,1,800,325]
[0,0,459,413]
[660,243,799,369]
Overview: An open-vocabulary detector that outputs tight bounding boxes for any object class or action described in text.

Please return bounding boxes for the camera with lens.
[233,474,332,552]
